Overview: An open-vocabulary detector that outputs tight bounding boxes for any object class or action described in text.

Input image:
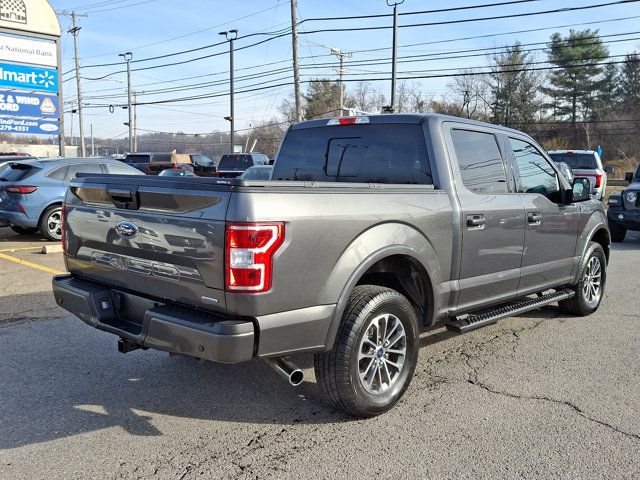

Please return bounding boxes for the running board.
[445,289,575,333]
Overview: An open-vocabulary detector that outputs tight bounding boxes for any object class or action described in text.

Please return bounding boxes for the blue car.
[0,157,143,241]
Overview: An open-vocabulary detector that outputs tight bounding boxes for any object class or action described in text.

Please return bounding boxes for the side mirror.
[572,177,591,202]
[625,172,634,183]
[604,166,614,174]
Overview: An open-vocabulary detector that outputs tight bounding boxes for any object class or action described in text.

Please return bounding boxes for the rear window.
[272,124,432,184]
[219,154,252,170]
[124,154,150,164]
[151,153,172,163]
[548,153,597,169]
[0,163,39,182]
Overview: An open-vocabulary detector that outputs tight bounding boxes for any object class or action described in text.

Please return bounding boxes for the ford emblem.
[115,221,139,239]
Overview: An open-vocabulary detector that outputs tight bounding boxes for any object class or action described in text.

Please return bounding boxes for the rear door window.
[510,138,561,202]
[451,129,508,194]
[104,162,143,175]
[64,163,104,181]
[273,124,432,184]
[46,165,68,180]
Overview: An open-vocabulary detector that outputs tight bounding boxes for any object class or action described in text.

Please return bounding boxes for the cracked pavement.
[0,229,639,479]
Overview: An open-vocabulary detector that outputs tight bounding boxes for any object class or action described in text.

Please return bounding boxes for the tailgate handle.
[107,187,139,210]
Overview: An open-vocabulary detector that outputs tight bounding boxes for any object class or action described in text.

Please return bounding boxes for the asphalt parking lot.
[0,227,639,480]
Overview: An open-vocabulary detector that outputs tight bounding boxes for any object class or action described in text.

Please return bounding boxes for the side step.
[445,289,575,333]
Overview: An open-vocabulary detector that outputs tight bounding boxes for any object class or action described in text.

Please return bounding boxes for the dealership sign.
[0,117,58,135]
[0,62,57,93]
[0,34,56,67]
[0,90,58,117]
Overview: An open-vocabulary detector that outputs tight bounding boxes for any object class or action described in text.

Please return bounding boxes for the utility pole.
[330,48,352,116]
[66,11,87,156]
[386,0,404,113]
[290,0,303,122]
[119,51,133,153]
[133,91,138,153]
[219,30,238,152]
[90,123,94,156]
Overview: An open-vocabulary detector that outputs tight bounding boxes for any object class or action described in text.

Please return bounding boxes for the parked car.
[158,166,195,177]
[53,114,609,418]
[553,161,574,184]
[216,152,270,178]
[239,165,273,180]
[547,150,612,200]
[0,157,143,241]
[607,164,640,242]
[122,152,194,175]
[189,154,217,177]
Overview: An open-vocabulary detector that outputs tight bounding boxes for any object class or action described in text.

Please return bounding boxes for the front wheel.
[559,242,607,316]
[314,285,419,418]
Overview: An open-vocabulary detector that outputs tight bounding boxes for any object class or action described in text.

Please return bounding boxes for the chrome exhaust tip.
[264,357,304,386]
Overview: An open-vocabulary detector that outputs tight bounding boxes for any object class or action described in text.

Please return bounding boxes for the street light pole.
[330,48,352,116]
[119,52,133,153]
[220,29,238,152]
[387,0,404,112]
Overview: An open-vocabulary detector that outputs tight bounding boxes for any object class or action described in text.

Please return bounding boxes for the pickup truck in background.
[547,149,613,201]
[52,114,610,418]
[122,152,196,175]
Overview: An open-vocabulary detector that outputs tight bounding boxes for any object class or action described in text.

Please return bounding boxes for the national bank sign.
[0,62,57,93]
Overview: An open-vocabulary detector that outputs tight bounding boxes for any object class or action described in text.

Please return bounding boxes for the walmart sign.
[0,62,57,93]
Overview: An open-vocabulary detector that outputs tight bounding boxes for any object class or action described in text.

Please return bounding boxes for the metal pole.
[133,91,137,153]
[119,52,133,153]
[220,30,238,152]
[230,37,235,151]
[55,31,65,156]
[90,123,94,156]
[69,12,86,157]
[387,0,403,112]
[339,55,344,116]
[290,0,303,122]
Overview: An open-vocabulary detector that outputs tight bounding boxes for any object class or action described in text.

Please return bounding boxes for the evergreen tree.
[543,29,609,127]
[619,52,640,111]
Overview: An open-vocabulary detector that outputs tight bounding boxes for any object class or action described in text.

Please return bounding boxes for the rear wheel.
[314,285,419,418]
[559,242,606,316]
[10,225,38,235]
[39,205,63,241]
[608,221,626,243]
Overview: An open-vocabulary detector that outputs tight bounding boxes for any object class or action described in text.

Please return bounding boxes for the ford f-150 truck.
[52,114,610,418]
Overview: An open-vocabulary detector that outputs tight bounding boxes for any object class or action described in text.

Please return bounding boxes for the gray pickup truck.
[52,114,610,418]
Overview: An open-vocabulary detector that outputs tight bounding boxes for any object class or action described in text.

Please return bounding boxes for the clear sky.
[48,0,640,142]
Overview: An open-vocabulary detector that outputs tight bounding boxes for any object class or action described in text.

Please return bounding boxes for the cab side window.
[509,138,561,202]
[451,129,508,194]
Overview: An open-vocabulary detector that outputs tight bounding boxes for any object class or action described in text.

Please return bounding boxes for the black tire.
[608,221,626,243]
[38,205,63,241]
[558,242,607,316]
[10,225,38,235]
[314,285,419,418]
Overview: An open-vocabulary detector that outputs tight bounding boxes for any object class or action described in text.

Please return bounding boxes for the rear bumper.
[607,209,640,230]
[0,210,38,228]
[52,275,255,363]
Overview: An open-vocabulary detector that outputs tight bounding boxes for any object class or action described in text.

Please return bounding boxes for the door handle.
[528,212,542,223]
[466,214,486,227]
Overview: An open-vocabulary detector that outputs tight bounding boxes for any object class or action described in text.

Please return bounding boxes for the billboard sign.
[0,34,56,67]
[0,90,58,117]
[0,62,57,93]
[0,117,58,135]
[0,0,61,37]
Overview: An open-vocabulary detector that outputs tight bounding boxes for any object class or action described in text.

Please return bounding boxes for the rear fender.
[322,222,443,350]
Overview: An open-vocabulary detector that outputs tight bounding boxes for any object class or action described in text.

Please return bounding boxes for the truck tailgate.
[64,176,231,311]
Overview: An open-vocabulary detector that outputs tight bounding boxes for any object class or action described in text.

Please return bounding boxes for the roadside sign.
[233,145,243,153]
[0,90,58,117]
[0,34,57,67]
[0,117,58,135]
[0,62,57,93]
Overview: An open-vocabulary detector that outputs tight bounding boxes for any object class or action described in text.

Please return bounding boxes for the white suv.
[547,150,611,200]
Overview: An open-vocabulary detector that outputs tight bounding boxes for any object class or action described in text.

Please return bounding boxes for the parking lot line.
[0,246,44,253]
[0,251,65,275]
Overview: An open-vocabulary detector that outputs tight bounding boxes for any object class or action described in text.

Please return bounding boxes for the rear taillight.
[225,222,285,293]
[61,203,67,253]
[5,185,38,194]
[593,173,604,188]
